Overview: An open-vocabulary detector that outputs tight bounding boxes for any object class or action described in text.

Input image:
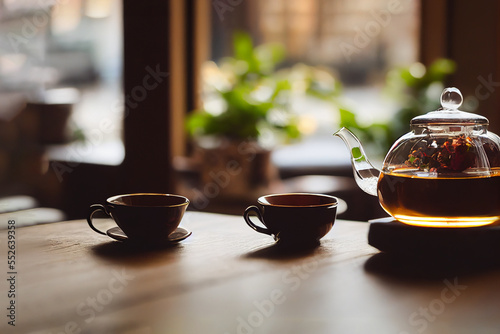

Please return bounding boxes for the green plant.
[340,58,456,155]
[187,31,346,144]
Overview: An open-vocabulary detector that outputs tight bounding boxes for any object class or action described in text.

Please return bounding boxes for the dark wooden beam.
[122,0,173,193]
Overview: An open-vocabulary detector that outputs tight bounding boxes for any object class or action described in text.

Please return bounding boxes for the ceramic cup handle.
[243,206,272,236]
[87,204,111,235]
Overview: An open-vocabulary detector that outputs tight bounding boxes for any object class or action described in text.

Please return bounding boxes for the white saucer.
[106,226,192,243]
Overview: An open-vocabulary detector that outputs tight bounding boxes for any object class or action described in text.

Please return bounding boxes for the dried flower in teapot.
[405,134,475,173]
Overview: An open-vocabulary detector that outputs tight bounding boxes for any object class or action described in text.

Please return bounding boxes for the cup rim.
[106,193,190,207]
[257,193,338,208]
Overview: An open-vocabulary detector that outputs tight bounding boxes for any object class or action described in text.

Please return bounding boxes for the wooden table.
[2,211,500,334]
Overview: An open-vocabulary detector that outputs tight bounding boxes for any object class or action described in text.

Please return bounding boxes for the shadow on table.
[364,251,500,281]
[91,240,184,266]
[244,240,324,260]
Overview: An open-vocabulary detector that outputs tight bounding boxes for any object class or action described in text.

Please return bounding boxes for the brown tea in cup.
[243,193,338,244]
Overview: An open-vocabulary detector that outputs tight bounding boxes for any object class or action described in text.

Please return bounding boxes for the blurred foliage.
[187,31,348,145]
[340,58,456,155]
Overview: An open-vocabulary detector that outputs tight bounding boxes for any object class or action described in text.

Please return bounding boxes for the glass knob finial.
[440,87,463,110]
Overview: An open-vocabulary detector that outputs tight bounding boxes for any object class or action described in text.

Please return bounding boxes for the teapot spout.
[333,127,380,196]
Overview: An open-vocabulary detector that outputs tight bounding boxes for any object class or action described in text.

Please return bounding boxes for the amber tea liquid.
[378,169,500,227]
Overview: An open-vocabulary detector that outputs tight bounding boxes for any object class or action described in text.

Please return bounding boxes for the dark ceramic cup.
[87,193,189,241]
[243,193,338,244]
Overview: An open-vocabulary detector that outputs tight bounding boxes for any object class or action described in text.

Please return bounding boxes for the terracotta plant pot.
[194,138,280,199]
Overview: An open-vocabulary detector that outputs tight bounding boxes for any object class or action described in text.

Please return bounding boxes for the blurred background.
[0,0,499,223]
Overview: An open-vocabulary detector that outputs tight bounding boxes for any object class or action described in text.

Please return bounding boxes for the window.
[208,0,420,171]
[0,0,124,164]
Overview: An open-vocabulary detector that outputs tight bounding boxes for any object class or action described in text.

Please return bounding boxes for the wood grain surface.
[1,212,500,334]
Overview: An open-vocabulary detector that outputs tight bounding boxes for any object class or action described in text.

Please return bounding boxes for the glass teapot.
[334,87,500,227]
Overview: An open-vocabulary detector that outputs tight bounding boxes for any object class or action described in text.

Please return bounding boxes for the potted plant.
[186,32,346,198]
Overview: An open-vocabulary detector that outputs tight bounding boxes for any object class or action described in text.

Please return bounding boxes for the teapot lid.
[411,87,488,126]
